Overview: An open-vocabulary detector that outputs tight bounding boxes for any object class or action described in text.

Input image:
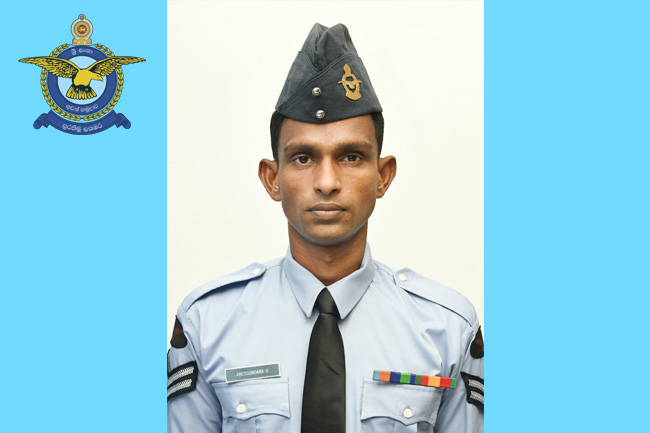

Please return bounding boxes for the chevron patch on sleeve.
[460,372,484,410]
[167,361,198,402]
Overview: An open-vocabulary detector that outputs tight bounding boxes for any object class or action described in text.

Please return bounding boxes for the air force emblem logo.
[19,14,145,135]
[338,64,362,101]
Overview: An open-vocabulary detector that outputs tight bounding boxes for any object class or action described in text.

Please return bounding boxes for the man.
[168,23,483,432]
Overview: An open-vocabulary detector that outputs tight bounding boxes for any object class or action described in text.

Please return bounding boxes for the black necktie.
[301,288,346,433]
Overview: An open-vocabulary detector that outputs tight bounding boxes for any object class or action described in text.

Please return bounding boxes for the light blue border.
[487,1,650,430]
[0,1,166,430]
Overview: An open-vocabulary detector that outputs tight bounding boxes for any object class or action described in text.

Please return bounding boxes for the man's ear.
[377,155,397,198]
[258,158,281,202]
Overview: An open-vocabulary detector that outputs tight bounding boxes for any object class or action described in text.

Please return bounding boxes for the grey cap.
[275,23,382,123]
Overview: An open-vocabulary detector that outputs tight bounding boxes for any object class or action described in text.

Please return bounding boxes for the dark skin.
[258,115,397,286]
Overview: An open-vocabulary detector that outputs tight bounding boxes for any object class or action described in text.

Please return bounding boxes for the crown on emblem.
[71,14,93,45]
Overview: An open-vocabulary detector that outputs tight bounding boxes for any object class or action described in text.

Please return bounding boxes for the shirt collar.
[283,243,376,319]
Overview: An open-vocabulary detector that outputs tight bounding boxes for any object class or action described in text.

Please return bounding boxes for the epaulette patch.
[392,268,478,326]
[170,316,187,348]
[461,372,484,410]
[182,263,267,311]
[470,326,484,359]
[167,361,198,402]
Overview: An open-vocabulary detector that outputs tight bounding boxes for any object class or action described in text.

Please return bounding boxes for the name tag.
[225,363,281,383]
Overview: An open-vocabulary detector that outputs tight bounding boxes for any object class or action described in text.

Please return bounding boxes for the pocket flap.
[213,379,291,421]
[361,379,442,425]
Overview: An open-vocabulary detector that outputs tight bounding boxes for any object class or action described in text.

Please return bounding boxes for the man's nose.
[313,158,341,196]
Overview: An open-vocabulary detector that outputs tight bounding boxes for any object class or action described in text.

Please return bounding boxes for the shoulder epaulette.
[180,262,268,312]
[392,267,478,326]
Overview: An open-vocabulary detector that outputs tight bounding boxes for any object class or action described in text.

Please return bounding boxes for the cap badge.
[338,64,362,101]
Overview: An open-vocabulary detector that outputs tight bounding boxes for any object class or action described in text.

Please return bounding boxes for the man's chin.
[291,226,366,248]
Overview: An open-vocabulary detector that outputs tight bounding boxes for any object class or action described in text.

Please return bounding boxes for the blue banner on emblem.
[34,110,131,135]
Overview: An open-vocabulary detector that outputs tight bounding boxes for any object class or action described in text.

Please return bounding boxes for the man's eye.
[344,155,361,162]
[295,156,311,164]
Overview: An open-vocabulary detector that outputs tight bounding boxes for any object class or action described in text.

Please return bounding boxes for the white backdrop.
[168,1,484,337]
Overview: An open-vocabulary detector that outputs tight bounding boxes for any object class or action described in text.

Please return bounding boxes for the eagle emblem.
[19,14,146,135]
[19,56,145,100]
[338,64,362,101]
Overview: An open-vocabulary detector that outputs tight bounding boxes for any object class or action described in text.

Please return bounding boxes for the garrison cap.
[275,23,382,123]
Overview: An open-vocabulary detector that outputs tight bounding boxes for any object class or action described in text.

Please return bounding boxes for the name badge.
[225,363,281,383]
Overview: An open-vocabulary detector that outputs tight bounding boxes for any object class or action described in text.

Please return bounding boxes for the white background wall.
[168,1,484,337]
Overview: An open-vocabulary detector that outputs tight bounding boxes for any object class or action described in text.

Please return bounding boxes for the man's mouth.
[309,204,345,219]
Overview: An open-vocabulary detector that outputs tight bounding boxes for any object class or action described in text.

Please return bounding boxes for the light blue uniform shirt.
[168,245,483,432]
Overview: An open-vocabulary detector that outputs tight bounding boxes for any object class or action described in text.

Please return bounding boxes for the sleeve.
[433,322,484,433]
[167,308,223,433]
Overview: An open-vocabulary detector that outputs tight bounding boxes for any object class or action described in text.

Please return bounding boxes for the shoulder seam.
[392,267,478,326]
[180,262,270,313]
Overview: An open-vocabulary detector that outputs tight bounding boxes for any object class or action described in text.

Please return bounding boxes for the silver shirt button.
[316,110,325,119]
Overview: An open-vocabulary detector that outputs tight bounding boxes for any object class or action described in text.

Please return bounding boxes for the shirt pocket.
[212,379,291,433]
[360,379,443,433]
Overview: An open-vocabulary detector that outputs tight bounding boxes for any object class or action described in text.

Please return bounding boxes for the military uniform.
[168,23,483,432]
[168,245,483,432]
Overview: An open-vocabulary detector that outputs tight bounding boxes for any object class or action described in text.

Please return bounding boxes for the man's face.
[264,115,395,248]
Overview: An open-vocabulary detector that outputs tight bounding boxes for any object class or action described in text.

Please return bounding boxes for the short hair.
[270,111,384,161]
